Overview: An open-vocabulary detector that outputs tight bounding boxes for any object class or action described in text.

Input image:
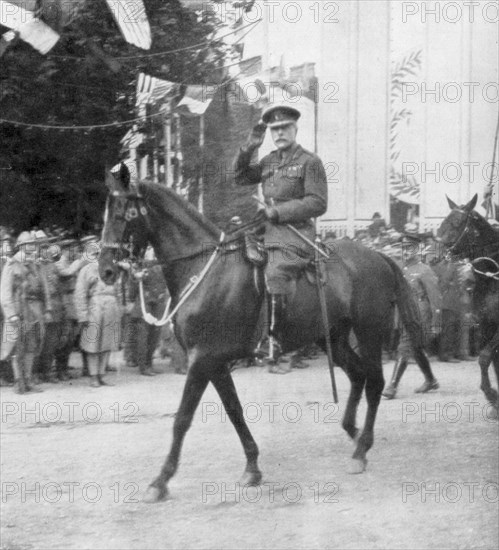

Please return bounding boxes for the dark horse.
[99,167,429,503]
[438,194,499,410]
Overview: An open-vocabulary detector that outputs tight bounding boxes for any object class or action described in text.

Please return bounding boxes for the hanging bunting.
[176,85,213,116]
[136,72,178,106]
[0,0,59,54]
[104,0,151,50]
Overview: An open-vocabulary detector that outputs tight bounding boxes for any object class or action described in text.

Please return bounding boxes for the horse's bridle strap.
[138,232,226,326]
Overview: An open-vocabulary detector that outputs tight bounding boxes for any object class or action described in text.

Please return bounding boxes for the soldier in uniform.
[126,258,169,376]
[382,233,442,399]
[0,231,48,393]
[0,231,14,386]
[234,104,328,371]
[433,255,463,362]
[35,231,66,383]
[53,238,89,379]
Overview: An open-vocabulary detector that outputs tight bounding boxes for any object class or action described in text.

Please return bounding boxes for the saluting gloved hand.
[264,207,279,223]
[244,121,267,151]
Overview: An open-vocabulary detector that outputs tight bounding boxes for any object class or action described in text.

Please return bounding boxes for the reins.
[448,208,499,280]
[137,231,226,326]
[470,256,499,281]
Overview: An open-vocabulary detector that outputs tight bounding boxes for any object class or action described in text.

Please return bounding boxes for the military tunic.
[0,256,50,359]
[234,142,328,293]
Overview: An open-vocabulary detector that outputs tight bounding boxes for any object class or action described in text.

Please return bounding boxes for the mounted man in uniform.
[234,104,328,370]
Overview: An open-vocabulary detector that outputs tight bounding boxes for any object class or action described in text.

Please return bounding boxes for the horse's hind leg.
[210,365,262,485]
[350,333,385,474]
[144,359,209,503]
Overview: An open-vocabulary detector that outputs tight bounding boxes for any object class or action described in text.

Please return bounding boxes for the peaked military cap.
[261,103,301,128]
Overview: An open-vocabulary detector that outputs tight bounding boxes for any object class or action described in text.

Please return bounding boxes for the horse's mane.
[137,181,221,239]
[466,207,499,241]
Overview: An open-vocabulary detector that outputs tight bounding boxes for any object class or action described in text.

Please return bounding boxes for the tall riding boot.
[24,353,43,393]
[11,355,26,395]
[382,357,408,399]
[267,294,290,374]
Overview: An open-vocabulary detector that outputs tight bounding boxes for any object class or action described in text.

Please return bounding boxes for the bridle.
[101,189,151,256]
[446,207,499,280]
[447,208,473,255]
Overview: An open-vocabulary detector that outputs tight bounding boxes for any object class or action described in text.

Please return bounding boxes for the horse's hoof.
[347,458,367,475]
[143,485,168,503]
[240,470,263,487]
[484,405,498,421]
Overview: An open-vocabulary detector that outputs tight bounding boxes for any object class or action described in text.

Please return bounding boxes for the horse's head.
[437,194,479,255]
[99,161,150,284]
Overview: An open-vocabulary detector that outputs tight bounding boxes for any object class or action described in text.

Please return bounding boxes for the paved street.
[1,355,498,550]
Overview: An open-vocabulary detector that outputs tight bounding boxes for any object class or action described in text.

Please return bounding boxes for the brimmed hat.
[15,231,38,248]
[261,104,301,128]
[34,230,50,243]
[401,233,422,244]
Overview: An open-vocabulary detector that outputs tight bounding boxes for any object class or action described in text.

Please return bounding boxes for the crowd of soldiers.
[349,216,478,363]
[0,214,479,393]
[0,226,186,394]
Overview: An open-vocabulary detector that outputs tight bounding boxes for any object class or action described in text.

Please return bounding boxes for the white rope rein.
[138,232,226,326]
[470,256,499,281]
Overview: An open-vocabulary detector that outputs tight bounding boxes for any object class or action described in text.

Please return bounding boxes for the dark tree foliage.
[0,0,224,233]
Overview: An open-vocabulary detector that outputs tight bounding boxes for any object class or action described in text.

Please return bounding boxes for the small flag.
[105,0,151,50]
[136,72,177,107]
[176,85,213,116]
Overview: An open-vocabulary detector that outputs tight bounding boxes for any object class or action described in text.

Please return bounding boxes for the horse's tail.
[378,253,425,351]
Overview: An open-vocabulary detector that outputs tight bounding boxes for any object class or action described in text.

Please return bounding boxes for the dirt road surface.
[1,355,498,550]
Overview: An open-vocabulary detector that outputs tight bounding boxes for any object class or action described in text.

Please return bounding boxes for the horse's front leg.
[210,364,262,486]
[144,359,209,503]
[479,328,499,406]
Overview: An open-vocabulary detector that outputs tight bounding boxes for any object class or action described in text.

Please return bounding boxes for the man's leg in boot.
[11,355,26,394]
[413,347,439,393]
[88,354,100,387]
[143,325,161,376]
[98,352,114,386]
[267,294,291,374]
[382,356,409,399]
[24,352,43,393]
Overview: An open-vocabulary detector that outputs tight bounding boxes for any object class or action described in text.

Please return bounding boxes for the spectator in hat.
[74,236,123,387]
[368,212,387,239]
[234,103,328,372]
[52,238,90,379]
[34,231,66,384]
[0,231,47,393]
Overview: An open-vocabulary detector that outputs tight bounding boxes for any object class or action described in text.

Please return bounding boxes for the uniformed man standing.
[382,233,442,399]
[0,231,48,393]
[234,104,328,370]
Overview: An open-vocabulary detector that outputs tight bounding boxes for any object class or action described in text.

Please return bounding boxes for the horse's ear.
[119,162,131,189]
[109,161,131,191]
[464,194,478,212]
[446,195,458,210]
